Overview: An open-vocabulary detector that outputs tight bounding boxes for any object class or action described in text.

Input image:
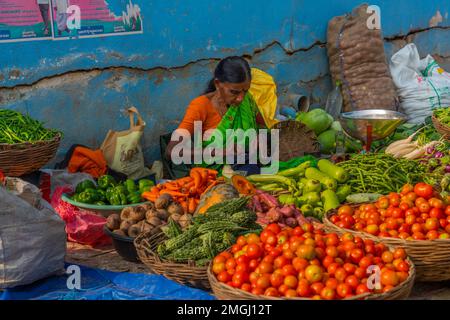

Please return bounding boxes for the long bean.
[338,154,426,194]
[0,109,61,144]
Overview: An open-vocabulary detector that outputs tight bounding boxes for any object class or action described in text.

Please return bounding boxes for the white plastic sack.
[0,186,66,289]
[390,43,450,124]
[40,169,95,197]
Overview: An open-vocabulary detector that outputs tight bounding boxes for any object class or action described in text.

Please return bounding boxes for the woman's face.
[215,80,251,106]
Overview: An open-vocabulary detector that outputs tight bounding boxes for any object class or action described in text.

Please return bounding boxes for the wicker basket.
[323,206,450,282]
[134,230,211,290]
[432,113,450,140]
[208,253,416,300]
[0,133,61,177]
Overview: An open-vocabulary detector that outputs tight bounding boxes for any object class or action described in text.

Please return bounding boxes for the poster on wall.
[51,0,143,40]
[0,0,53,43]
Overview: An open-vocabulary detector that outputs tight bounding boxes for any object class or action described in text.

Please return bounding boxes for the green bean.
[0,109,61,144]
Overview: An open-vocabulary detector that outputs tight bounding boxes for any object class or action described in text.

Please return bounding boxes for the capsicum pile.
[72,175,155,206]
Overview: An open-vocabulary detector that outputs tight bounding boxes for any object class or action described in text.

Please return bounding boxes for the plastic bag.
[0,187,66,289]
[51,186,111,246]
[390,43,450,124]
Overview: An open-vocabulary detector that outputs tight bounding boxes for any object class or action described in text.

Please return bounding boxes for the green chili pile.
[0,109,61,144]
[337,154,426,194]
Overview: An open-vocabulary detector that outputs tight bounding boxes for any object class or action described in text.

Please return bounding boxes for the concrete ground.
[66,242,450,300]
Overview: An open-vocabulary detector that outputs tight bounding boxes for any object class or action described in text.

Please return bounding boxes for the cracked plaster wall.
[0,0,449,164]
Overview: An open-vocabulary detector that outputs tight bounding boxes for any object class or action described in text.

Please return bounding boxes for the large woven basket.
[432,113,450,140]
[134,230,210,290]
[323,206,450,282]
[0,133,61,177]
[208,250,416,300]
[271,120,320,162]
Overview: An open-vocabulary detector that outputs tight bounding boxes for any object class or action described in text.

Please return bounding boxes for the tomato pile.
[330,183,450,240]
[211,223,411,299]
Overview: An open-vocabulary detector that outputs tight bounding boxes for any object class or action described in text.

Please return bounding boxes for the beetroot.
[266,208,282,223]
[285,217,298,228]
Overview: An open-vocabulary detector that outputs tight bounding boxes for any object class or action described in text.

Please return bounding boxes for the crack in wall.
[0,25,449,93]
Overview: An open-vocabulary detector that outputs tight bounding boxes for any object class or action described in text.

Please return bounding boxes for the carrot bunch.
[142,167,223,214]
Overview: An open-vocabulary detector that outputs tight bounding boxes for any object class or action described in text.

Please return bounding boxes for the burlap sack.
[100,107,151,180]
[327,4,399,112]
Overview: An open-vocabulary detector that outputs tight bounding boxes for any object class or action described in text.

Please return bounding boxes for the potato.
[120,207,133,221]
[170,213,182,223]
[120,220,134,234]
[129,208,146,222]
[113,229,127,237]
[106,214,121,231]
[141,223,153,233]
[128,224,141,238]
[147,216,162,228]
[178,214,193,230]
[146,209,159,222]
[167,203,184,216]
[156,209,169,221]
[155,194,173,209]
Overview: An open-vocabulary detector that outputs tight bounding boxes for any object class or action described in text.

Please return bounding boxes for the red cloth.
[67,147,108,178]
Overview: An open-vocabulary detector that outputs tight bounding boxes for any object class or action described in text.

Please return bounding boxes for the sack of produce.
[390,44,450,124]
[327,4,399,112]
[0,186,66,288]
[101,107,151,180]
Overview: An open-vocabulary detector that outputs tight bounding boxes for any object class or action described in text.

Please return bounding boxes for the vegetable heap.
[338,154,426,195]
[72,175,154,205]
[211,223,412,299]
[142,167,222,215]
[330,182,450,240]
[0,109,61,144]
[157,197,261,266]
[247,159,350,221]
[434,107,450,127]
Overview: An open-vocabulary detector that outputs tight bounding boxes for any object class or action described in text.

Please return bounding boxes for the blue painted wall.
[0,0,449,165]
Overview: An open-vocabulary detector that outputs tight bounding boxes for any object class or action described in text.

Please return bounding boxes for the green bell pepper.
[109,193,121,205]
[127,191,142,204]
[113,185,128,196]
[95,201,106,206]
[75,180,96,194]
[96,189,107,202]
[138,179,154,192]
[77,191,97,204]
[125,179,137,193]
[119,193,128,205]
[97,175,117,190]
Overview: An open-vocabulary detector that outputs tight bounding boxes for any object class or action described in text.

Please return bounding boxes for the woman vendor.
[165,56,270,175]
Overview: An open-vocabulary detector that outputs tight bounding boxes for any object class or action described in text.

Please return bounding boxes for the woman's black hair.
[204,56,251,94]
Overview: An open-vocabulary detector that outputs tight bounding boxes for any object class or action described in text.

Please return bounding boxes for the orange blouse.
[177,96,222,134]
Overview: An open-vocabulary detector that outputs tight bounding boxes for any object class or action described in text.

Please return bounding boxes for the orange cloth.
[177,96,222,134]
[68,147,108,178]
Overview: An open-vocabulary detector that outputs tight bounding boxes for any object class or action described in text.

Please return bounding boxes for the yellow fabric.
[249,68,279,128]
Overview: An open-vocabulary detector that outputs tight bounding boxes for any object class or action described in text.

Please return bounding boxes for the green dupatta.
[199,93,259,170]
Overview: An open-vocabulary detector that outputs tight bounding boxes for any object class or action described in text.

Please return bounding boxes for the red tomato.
[255,274,271,290]
[270,272,284,288]
[247,244,262,259]
[283,275,298,289]
[345,275,359,289]
[355,283,370,295]
[310,282,325,295]
[380,270,399,287]
[414,183,434,200]
[320,287,336,300]
[425,218,439,231]
[293,226,304,237]
[305,265,324,283]
[401,184,414,195]
[336,283,352,298]
[297,279,311,297]
[260,230,274,244]
[225,258,236,270]
[266,223,281,235]
[241,283,252,292]
[231,271,249,288]
[274,256,289,269]
[281,264,297,277]
[258,262,273,274]
[236,235,247,247]
[350,249,364,264]
[429,208,444,219]
[217,271,231,283]
[263,287,278,297]
[335,268,347,283]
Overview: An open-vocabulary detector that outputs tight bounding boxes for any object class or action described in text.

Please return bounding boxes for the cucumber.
[321,190,340,213]
[305,168,337,191]
[318,159,349,183]
[346,193,383,204]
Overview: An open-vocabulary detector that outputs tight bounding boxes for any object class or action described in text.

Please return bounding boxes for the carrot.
[188,197,196,214]
[142,192,159,201]
[190,170,203,190]
[176,176,193,185]
[150,186,160,193]
[164,183,180,191]
[199,170,208,185]
[201,180,219,195]
[160,189,189,197]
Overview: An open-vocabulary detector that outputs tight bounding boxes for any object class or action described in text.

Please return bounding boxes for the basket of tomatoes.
[324,182,450,282]
[208,223,415,300]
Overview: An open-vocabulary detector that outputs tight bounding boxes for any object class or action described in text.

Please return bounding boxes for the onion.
[434,152,444,158]
[446,165,450,173]
[426,146,435,154]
